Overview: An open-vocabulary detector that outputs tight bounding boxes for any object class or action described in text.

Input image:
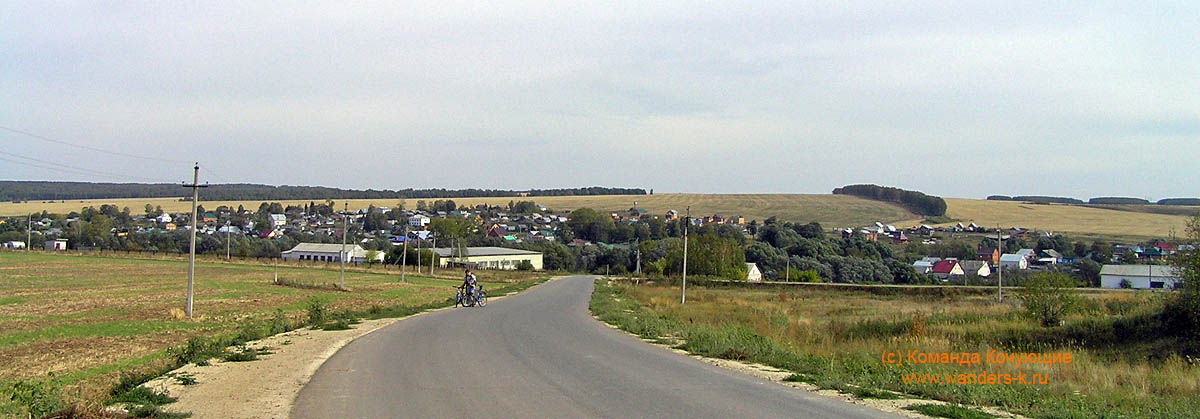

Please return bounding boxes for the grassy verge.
[589,279,1200,418]
[0,251,546,418]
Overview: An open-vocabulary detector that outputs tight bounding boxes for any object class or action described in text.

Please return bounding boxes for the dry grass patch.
[0,251,541,416]
[596,281,1200,418]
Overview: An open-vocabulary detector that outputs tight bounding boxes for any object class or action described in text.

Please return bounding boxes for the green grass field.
[0,251,541,417]
[591,279,1200,418]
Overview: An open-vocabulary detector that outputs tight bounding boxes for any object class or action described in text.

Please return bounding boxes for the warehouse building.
[281,243,385,264]
[431,246,543,270]
[1100,265,1180,289]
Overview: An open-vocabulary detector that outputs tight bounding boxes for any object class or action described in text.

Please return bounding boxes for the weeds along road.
[292,276,897,419]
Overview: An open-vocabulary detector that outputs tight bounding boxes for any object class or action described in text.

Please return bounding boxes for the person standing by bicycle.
[462,269,478,300]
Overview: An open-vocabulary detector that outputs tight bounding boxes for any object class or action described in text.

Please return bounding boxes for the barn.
[1100,265,1180,289]
[431,247,543,270]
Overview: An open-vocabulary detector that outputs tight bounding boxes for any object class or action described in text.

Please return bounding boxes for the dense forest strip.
[0,181,645,201]
[831,184,946,216]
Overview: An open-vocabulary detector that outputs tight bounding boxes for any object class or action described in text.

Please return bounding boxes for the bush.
[305,297,327,327]
[516,260,535,271]
[790,269,821,283]
[6,379,62,418]
[1120,278,1132,289]
[269,309,292,335]
[1019,272,1081,327]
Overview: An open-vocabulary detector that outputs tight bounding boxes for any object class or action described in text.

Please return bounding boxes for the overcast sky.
[2,2,1197,199]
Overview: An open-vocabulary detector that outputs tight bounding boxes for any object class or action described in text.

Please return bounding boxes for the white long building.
[281,243,385,264]
[431,246,543,270]
[1100,265,1180,289]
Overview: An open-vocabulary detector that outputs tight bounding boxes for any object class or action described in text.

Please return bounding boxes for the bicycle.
[455,285,474,307]
[454,285,487,308]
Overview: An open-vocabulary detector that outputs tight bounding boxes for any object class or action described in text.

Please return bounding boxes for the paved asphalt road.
[292,276,898,418]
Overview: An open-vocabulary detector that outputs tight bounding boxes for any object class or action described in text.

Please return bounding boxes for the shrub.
[1120,278,1132,289]
[787,269,821,283]
[305,297,327,327]
[269,309,292,335]
[169,337,225,366]
[6,379,62,418]
[109,386,176,406]
[1019,272,1081,327]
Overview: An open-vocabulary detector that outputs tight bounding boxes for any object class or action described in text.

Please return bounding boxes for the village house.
[931,260,965,279]
[408,214,430,228]
[912,257,941,274]
[44,239,68,251]
[958,260,991,277]
[977,247,999,265]
[999,253,1029,270]
[745,263,762,282]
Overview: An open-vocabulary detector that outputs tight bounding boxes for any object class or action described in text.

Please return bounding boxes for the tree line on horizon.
[0,181,646,202]
[987,195,1200,206]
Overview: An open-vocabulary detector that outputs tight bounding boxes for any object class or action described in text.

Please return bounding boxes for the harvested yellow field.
[940,198,1194,239]
[0,194,916,227]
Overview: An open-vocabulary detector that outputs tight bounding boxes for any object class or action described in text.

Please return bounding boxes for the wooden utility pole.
[340,203,348,290]
[997,226,1003,303]
[682,206,689,304]
[225,220,231,260]
[27,213,32,251]
[785,256,790,282]
[182,164,207,318]
[430,236,437,276]
[400,225,409,282]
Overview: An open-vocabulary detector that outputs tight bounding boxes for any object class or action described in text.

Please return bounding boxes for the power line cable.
[0,150,175,183]
[0,125,192,164]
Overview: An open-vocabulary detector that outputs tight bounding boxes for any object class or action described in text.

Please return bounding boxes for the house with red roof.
[931,260,965,280]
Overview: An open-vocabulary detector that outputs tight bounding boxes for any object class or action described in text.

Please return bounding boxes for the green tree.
[567,208,612,242]
[1163,214,1200,338]
[1075,259,1102,287]
[1019,272,1081,327]
[1089,241,1113,264]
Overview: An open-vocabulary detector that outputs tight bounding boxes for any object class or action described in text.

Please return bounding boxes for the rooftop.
[1100,265,1179,278]
[430,246,542,258]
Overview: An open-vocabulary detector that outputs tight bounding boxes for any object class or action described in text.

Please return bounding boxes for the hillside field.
[0,194,917,228]
[941,198,1194,241]
[0,251,540,416]
[2,194,1194,241]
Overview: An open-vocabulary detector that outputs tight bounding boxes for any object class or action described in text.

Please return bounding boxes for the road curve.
[292,276,898,418]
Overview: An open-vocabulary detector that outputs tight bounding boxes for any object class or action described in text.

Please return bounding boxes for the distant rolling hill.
[2,194,1191,241]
